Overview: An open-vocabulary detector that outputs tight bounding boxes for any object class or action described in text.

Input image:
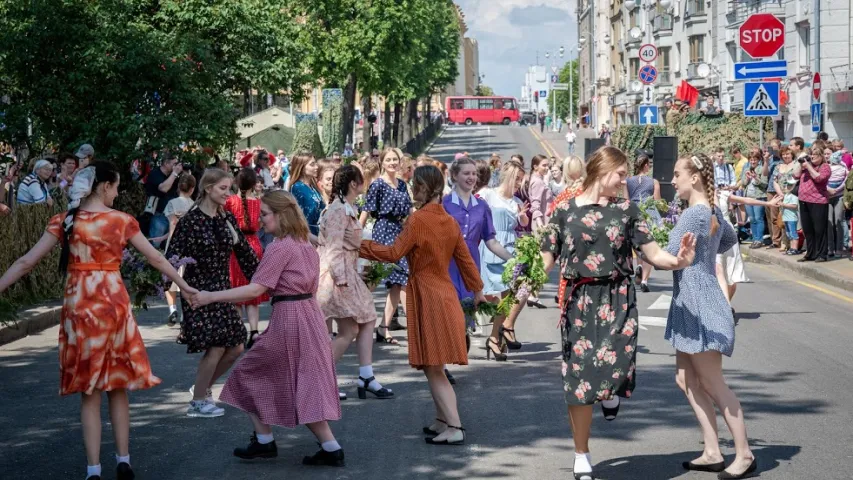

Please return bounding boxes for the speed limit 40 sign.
[639,44,658,63]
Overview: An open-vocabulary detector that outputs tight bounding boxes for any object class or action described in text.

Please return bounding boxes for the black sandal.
[246,330,259,349]
[374,325,399,345]
[717,459,757,479]
[357,376,394,399]
[500,327,522,350]
[424,425,465,445]
[423,418,446,435]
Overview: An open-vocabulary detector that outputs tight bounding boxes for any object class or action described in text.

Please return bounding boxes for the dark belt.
[377,214,403,223]
[271,293,313,305]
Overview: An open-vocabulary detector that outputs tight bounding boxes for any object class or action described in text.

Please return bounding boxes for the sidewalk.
[0,301,62,346]
[742,246,853,294]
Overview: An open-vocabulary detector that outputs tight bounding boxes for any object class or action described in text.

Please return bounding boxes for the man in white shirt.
[565,128,577,154]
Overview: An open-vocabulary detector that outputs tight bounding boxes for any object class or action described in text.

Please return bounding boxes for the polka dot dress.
[364,178,412,286]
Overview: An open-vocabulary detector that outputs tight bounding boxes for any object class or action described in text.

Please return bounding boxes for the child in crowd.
[779,179,801,255]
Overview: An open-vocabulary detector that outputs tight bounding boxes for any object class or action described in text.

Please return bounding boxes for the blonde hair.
[488,154,502,170]
[261,190,310,242]
[582,146,628,192]
[498,159,524,190]
[562,156,586,185]
[379,147,405,173]
[287,153,318,191]
[195,168,233,213]
[679,153,719,236]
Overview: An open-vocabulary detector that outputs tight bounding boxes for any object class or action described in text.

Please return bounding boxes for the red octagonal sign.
[739,14,785,59]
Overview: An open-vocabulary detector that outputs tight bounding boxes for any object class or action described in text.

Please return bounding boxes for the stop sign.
[739,14,785,58]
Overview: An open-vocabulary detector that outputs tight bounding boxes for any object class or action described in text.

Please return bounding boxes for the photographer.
[144,152,182,247]
[736,150,768,249]
[793,142,831,262]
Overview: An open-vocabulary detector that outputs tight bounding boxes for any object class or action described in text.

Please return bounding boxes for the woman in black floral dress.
[540,147,695,480]
[167,169,259,419]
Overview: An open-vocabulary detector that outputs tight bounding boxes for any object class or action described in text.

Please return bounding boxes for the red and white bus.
[445,96,520,125]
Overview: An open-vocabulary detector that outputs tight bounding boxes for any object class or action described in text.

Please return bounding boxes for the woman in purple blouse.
[793,142,831,262]
[443,157,512,361]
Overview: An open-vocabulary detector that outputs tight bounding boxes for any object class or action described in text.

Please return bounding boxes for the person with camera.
[736,151,768,249]
[144,153,182,247]
[794,142,832,262]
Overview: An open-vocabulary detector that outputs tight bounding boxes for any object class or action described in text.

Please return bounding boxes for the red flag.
[676,80,700,108]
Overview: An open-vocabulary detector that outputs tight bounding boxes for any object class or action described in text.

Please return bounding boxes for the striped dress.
[359,203,484,368]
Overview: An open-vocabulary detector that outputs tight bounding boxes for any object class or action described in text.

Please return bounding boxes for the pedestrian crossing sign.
[744,81,779,117]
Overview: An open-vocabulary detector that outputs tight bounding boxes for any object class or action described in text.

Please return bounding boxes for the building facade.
[577,0,613,129]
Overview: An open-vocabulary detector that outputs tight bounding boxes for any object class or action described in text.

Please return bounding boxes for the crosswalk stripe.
[648,294,672,310]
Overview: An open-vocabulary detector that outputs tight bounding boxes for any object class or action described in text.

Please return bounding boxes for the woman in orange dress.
[0,162,196,480]
[359,165,486,446]
[224,168,269,348]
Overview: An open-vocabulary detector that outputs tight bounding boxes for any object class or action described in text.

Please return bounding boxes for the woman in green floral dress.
[540,146,695,480]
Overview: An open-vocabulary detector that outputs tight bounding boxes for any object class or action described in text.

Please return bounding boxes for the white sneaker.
[188,385,215,403]
[186,400,225,418]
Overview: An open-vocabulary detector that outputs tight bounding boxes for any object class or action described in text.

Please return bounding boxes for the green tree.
[475,85,495,97]
[549,59,580,124]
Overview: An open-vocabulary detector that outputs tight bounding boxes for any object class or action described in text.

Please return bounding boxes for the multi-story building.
[577,0,613,129]
[432,3,480,112]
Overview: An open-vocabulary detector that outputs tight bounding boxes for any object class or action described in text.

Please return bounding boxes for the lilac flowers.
[121,249,196,311]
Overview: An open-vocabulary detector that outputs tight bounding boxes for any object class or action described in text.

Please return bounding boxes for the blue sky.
[455,0,579,97]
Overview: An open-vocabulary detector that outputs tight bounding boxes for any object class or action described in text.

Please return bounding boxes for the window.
[629,9,639,28]
[502,99,515,109]
[798,24,811,68]
[689,35,705,63]
[450,99,463,109]
[657,47,671,72]
[464,98,478,109]
[675,42,682,73]
[479,99,494,110]
[629,58,640,80]
[687,0,705,15]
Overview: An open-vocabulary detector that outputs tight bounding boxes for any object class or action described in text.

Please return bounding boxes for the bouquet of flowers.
[497,235,549,315]
[638,197,680,246]
[460,297,500,318]
[121,249,196,311]
[362,262,395,290]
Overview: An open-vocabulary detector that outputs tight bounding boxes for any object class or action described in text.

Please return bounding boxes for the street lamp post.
[545,47,564,131]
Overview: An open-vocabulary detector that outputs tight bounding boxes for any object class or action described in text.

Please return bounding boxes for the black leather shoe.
[116,462,135,480]
[717,459,757,479]
[302,448,345,467]
[683,460,725,472]
[233,433,278,459]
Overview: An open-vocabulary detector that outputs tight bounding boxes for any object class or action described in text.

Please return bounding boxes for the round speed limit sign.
[639,44,658,63]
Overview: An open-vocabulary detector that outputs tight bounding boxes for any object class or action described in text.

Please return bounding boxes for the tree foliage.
[476,85,495,97]
[549,60,580,122]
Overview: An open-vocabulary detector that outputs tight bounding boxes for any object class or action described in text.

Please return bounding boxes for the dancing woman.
[224,168,270,348]
[668,154,756,479]
[359,165,486,446]
[443,157,512,361]
[320,165,394,399]
[192,191,344,467]
[539,147,695,480]
[358,147,412,344]
[167,168,259,418]
[0,162,195,480]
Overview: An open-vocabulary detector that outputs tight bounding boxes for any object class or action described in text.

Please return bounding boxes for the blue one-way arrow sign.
[638,105,659,125]
[734,60,787,80]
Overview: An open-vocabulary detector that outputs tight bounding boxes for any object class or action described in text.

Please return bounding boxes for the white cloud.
[455,0,578,97]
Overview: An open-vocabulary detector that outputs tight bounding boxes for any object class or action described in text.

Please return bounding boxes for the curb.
[742,249,853,294]
[423,125,448,155]
[0,303,62,347]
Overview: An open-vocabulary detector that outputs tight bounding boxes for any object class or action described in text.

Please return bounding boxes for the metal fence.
[402,117,444,156]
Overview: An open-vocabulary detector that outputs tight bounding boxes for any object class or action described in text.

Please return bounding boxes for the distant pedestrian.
[538,110,546,133]
[565,127,577,154]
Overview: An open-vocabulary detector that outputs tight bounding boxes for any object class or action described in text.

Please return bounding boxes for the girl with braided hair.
[666,153,757,479]
[318,165,394,400]
[224,168,269,348]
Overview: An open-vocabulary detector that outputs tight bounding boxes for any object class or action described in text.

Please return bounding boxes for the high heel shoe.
[424,425,465,445]
[717,459,757,479]
[357,376,394,399]
[374,325,399,345]
[484,338,507,361]
[500,327,522,350]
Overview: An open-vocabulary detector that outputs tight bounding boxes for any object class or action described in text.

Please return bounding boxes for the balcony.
[658,70,672,85]
[653,14,673,33]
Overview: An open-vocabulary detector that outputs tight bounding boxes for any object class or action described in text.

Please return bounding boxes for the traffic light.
[534,91,539,103]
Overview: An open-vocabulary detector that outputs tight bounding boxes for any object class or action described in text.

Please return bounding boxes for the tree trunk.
[407,98,418,143]
[243,88,252,117]
[361,91,372,152]
[383,98,391,146]
[422,96,430,129]
[399,100,410,147]
[392,102,402,148]
[341,73,357,151]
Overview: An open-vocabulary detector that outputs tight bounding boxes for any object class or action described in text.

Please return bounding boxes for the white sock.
[321,440,341,452]
[357,365,388,391]
[86,464,101,478]
[574,452,592,474]
[115,454,130,465]
[169,305,177,314]
[601,397,620,409]
[256,433,274,444]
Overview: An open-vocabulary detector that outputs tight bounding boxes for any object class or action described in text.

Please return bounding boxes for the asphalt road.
[2,125,851,479]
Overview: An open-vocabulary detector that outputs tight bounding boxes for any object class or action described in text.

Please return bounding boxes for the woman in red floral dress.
[0,162,195,480]
[224,168,269,348]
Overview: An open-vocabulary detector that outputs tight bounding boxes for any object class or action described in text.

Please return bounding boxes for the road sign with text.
[739,14,785,58]
[734,60,787,80]
[744,81,780,117]
[639,44,657,63]
[551,83,569,90]
[638,105,659,125]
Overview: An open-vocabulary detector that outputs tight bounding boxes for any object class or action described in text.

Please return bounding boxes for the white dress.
[715,190,749,285]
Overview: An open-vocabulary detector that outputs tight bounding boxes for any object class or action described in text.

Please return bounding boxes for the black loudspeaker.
[584,138,606,160]
[653,136,677,201]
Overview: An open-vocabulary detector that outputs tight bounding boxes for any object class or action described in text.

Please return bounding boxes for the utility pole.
[590,0,597,130]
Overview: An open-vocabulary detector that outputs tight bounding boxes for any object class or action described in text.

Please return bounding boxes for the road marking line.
[639,315,668,327]
[648,294,672,310]
[528,126,559,158]
[751,262,853,305]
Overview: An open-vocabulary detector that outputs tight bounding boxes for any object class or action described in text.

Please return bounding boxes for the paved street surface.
[2,125,852,479]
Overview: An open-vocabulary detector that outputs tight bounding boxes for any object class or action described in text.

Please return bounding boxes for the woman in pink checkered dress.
[192,191,345,468]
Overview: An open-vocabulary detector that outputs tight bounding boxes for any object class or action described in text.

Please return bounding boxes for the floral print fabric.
[541,198,653,405]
